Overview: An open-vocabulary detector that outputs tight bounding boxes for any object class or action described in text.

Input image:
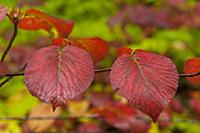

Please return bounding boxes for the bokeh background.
[1,0,200,132]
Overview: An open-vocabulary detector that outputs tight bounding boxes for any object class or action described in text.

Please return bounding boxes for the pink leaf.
[110,50,179,122]
[0,5,8,22]
[24,45,94,109]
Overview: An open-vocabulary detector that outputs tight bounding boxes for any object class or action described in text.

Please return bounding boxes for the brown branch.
[4,72,24,77]
[0,115,98,121]
[94,68,111,73]
[0,116,199,124]
[179,71,200,77]
[1,68,200,79]
[94,68,200,78]
[1,16,19,63]
[0,68,112,79]
[0,65,26,87]
[0,77,12,88]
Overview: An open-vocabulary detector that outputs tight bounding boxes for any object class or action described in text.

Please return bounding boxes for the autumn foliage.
[1,1,200,132]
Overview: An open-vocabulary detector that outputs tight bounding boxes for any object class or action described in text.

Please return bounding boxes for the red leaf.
[52,38,70,47]
[77,122,102,133]
[17,9,74,37]
[110,50,179,122]
[158,111,171,129]
[117,47,132,57]
[18,17,51,31]
[24,45,94,108]
[92,102,137,131]
[184,58,200,86]
[71,37,109,62]
[0,5,8,22]
[130,119,150,133]
[168,98,185,113]
[10,45,36,68]
[89,92,112,107]
[0,63,7,76]
[48,18,74,37]
[26,9,74,37]
[189,98,200,120]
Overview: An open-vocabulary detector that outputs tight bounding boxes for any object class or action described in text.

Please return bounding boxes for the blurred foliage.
[1,0,200,132]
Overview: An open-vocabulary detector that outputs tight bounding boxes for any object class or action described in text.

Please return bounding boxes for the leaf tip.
[52,105,56,112]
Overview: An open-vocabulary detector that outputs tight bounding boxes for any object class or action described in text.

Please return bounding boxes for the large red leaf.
[17,9,74,37]
[18,17,51,31]
[71,37,109,62]
[26,9,74,37]
[110,49,179,122]
[24,45,94,109]
[184,58,200,86]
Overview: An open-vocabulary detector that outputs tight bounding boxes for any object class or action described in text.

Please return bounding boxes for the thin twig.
[179,71,200,77]
[1,16,19,62]
[4,72,24,77]
[94,68,111,73]
[2,69,200,79]
[0,68,112,79]
[0,115,98,121]
[0,65,26,87]
[0,116,200,124]
[0,77,12,88]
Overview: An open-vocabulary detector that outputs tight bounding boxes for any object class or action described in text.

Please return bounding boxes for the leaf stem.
[179,71,200,77]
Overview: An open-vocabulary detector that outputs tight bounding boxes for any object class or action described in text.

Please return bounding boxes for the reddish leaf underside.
[70,37,109,62]
[110,50,179,122]
[17,9,74,37]
[18,17,51,31]
[184,58,200,86]
[117,47,133,57]
[26,9,74,37]
[24,45,94,108]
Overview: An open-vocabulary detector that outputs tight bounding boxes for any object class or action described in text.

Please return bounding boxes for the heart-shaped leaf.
[24,45,94,109]
[184,58,200,86]
[110,49,179,122]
